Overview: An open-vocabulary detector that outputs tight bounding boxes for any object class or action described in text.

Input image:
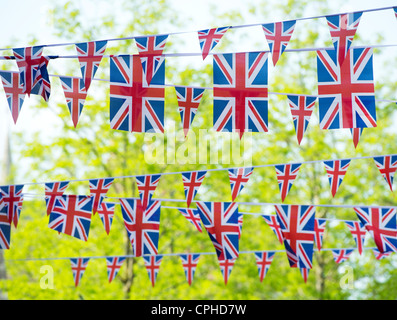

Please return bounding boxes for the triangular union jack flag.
[175,86,205,137]
[198,26,230,60]
[178,208,202,233]
[70,258,89,287]
[0,71,26,124]
[262,214,284,244]
[323,159,351,197]
[119,198,161,257]
[354,206,397,253]
[75,40,107,91]
[135,35,168,86]
[136,174,161,211]
[0,207,11,249]
[180,253,200,286]
[275,163,302,202]
[106,256,126,283]
[88,178,114,214]
[373,155,397,192]
[228,167,254,201]
[59,76,88,128]
[394,7,397,19]
[254,251,275,282]
[213,52,269,139]
[48,195,93,241]
[261,20,296,66]
[97,202,116,235]
[196,201,240,261]
[373,248,392,260]
[218,258,236,285]
[350,128,363,149]
[345,220,366,255]
[30,56,51,102]
[275,204,316,269]
[143,254,163,287]
[181,171,206,208]
[287,95,317,145]
[325,12,362,67]
[331,249,354,264]
[314,218,327,252]
[0,185,24,228]
[300,267,310,283]
[109,55,165,133]
[44,182,69,216]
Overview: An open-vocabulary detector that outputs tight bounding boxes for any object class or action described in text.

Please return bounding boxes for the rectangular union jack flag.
[228,167,254,201]
[373,155,397,191]
[0,207,11,249]
[181,171,206,208]
[0,71,26,124]
[143,254,163,287]
[287,95,316,145]
[213,52,269,139]
[70,258,89,287]
[345,220,366,254]
[88,178,114,214]
[106,256,126,283]
[180,253,200,286]
[198,27,230,60]
[44,182,69,216]
[178,208,202,233]
[323,159,351,197]
[254,251,276,282]
[275,163,302,202]
[0,185,24,228]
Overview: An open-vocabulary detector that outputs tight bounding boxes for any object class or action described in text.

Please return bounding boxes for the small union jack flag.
[323,159,351,197]
[175,86,205,137]
[97,202,115,235]
[345,220,366,254]
[75,40,107,91]
[300,267,310,283]
[228,167,254,201]
[88,178,114,214]
[136,174,161,210]
[372,248,392,260]
[262,214,284,244]
[394,7,397,19]
[254,251,275,282]
[0,207,11,249]
[197,26,230,60]
[106,256,126,283]
[30,56,51,102]
[0,185,24,228]
[180,253,200,286]
[70,258,89,287]
[44,182,69,216]
[0,71,26,124]
[143,254,163,287]
[331,249,354,264]
[181,171,206,208]
[373,155,397,191]
[178,208,202,233]
[218,258,236,285]
[350,128,363,149]
[275,163,301,202]
[262,20,296,66]
[314,218,327,251]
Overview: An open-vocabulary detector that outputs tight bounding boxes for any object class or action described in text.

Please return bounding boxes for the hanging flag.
[178,208,202,233]
[372,248,392,260]
[254,251,275,282]
[323,159,351,197]
[109,55,165,133]
[97,202,116,235]
[275,163,302,202]
[300,268,310,283]
[0,71,26,124]
[316,47,376,129]
[135,35,168,86]
[48,195,93,241]
[143,254,163,287]
[44,182,70,216]
[228,167,254,201]
[331,249,354,264]
[198,26,230,60]
[30,56,51,102]
[0,185,24,228]
[237,212,243,239]
[59,76,88,128]
[287,95,316,145]
[175,86,205,137]
[325,12,362,66]
[75,40,107,91]
[373,155,397,191]
[354,206,397,253]
[70,258,89,287]
[314,218,327,251]
[88,178,114,214]
[181,171,206,208]
[213,52,269,139]
[350,128,363,149]
[119,198,161,257]
[262,214,284,244]
[136,174,161,211]
[0,208,11,249]
[106,256,126,283]
[196,201,240,261]
[345,220,366,254]
[218,258,236,285]
[261,20,296,66]
[180,253,200,286]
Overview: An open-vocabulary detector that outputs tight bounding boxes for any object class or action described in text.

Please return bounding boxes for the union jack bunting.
[218,258,236,285]
[0,71,26,124]
[372,248,392,260]
[354,206,397,253]
[300,268,310,283]
[30,56,51,102]
[97,202,116,235]
[261,20,296,66]
[275,204,316,269]
[394,7,397,19]
[345,220,366,254]
[106,256,126,283]
[350,128,363,149]
[136,174,161,210]
[331,249,354,264]
[0,208,11,249]
[254,251,275,282]
[0,185,24,228]
[119,198,161,257]
[197,26,230,60]
[181,171,206,208]
[213,52,269,139]
[109,55,165,133]
[196,201,240,261]
[48,195,93,241]
[143,254,163,287]
[175,86,205,137]
[317,47,376,129]
[228,167,254,201]
[70,258,89,287]
[262,214,284,244]
[44,182,69,216]
[275,163,302,202]
[180,253,200,286]
[178,208,202,233]
[314,218,327,251]
[323,159,351,197]
[88,178,114,214]
[326,12,362,66]
[135,35,168,86]
[373,155,397,191]
[287,95,317,145]
[75,40,107,91]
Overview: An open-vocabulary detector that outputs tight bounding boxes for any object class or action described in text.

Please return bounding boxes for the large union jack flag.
[323,159,351,197]
[0,185,24,228]
[331,249,354,264]
[143,254,163,287]
[180,253,200,286]
[136,174,161,211]
[345,220,366,255]
[373,155,397,192]
[119,198,161,257]
[354,206,397,253]
[0,207,11,249]
[97,202,115,235]
[48,195,93,241]
[228,167,254,201]
[218,258,236,285]
[44,182,69,216]
[314,218,327,252]
[88,178,114,214]
[198,27,230,60]
[106,256,126,283]
[262,214,284,244]
[109,55,165,133]
[70,258,89,287]
[317,47,376,129]
[178,208,202,233]
[262,20,296,66]
[0,71,26,124]
[30,56,51,102]
[213,52,269,139]
[275,163,302,202]
[181,171,206,208]
[254,251,276,282]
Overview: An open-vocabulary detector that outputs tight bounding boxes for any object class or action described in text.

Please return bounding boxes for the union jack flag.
[300,267,310,283]
[119,198,161,257]
[0,185,24,228]
[323,159,351,197]
[136,174,161,210]
[228,167,254,201]
[331,249,354,264]
[354,206,397,253]
[181,171,206,207]
[44,181,69,216]
[314,218,327,251]
[326,12,362,66]
[178,208,202,233]
[97,202,115,235]
[317,47,376,129]
[350,127,363,149]
[213,52,269,139]
[180,253,200,286]
[0,71,25,124]
[275,204,316,269]
[254,251,275,282]
[275,163,301,202]
[0,208,11,249]
[70,258,89,287]
[394,7,397,19]
[143,254,163,287]
[196,201,240,261]
[30,56,51,102]
[218,258,236,285]
[75,40,107,91]
[175,86,205,137]
[287,95,317,145]
[106,256,126,283]
[89,178,114,214]
[373,155,397,191]
[262,214,284,244]
[262,20,296,66]
[109,55,165,133]
[48,195,93,241]
[372,248,392,260]
[345,220,366,254]
[198,27,230,60]
[135,35,168,86]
